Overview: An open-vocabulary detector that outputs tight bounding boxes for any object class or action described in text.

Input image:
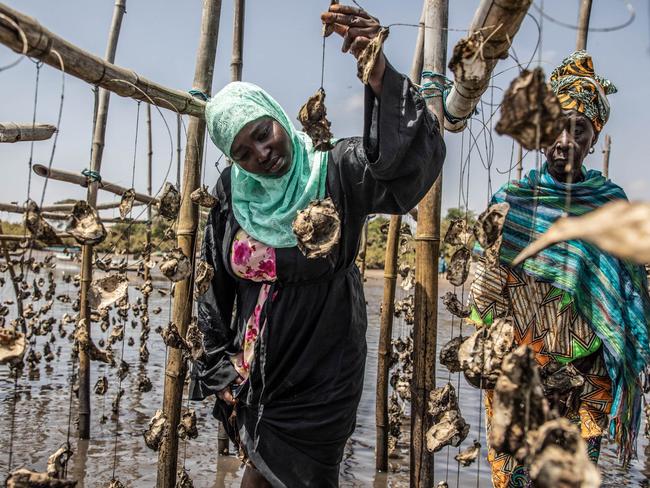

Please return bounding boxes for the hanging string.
[26,61,42,202]
[7,372,19,474]
[131,102,142,189]
[320,27,327,89]
[532,0,635,33]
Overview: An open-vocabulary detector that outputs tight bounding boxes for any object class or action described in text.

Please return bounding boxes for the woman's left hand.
[321,4,386,95]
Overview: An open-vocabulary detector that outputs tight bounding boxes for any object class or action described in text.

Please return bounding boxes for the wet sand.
[0,261,647,486]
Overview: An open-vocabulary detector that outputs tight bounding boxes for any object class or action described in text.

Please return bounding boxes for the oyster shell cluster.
[425,383,469,453]
[292,198,341,259]
[24,199,62,245]
[157,182,181,220]
[357,27,389,84]
[190,185,218,208]
[66,201,107,245]
[119,189,135,220]
[144,409,167,451]
[159,248,192,282]
[298,88,334,152]
[88,274,128,310]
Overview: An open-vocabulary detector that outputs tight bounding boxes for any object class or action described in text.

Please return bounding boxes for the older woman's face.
[544,110,596,183]
[230,116,293,177]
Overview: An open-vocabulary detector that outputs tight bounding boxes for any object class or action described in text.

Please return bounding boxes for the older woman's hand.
[321,4,386,96]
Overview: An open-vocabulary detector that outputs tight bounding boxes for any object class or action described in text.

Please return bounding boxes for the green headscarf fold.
[205,82,328,248]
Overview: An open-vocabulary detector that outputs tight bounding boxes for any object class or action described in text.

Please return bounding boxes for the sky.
[1,0,649,223]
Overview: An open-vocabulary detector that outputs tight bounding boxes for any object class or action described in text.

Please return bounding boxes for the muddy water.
[0,259,647,487]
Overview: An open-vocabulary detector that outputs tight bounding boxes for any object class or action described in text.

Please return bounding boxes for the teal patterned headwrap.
[205,82,328,248]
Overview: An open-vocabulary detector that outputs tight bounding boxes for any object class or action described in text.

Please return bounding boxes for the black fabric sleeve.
[188,200,239,401]
[330,60,446,216]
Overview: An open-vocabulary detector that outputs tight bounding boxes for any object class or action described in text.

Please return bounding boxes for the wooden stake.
[411,1,447,486]
[602,134,611,178]
[156,1,222,486]
[230,0,245,82]
[358,219,369,281]
[77,0,126,440]
[0,223,24,332]
[576,0,593,51]
[0,3,205,118]
[0,123,56,143]
[516,144,523,180]
[376,1,426,471]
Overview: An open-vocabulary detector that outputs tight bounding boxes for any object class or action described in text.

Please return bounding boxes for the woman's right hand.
[217,374,244,406]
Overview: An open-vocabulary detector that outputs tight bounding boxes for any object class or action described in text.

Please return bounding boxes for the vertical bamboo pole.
[230,0,245,81]
[77,0,126,439]
[0,223,24,332]
[358,219,369,281]
[516,144,523,180]
[144,104,152,287]
[376,2,426,471]
[176,114,182,186]
[411,1,447,486]
[602,134,611,178]
[576,0,593,51]
[156,1,222,486]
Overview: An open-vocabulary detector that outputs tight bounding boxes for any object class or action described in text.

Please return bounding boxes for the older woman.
[468,51,650,487]
[189,4,445,487]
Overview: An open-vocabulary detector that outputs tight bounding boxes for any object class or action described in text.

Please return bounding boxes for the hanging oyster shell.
[455,440,481,467]
[107,479,125,488]
[428,383,459,421]
[47,443,73,479]
[442,292,470,318]
[490,345,549,461]
[495,68,564,151]
[439,336,465,374]
[527,418,601,488]
[24,199,63,245]
[185,318,205,361]
[297,88,334,151]
[399,264,415,292]
[161,322,188,351]
[292,198,341,259]
[119,189,136,220]
[473,202,509,252]
[157,182,181,220]
[425,410,469,453]
[66,201,107,245]
[194,260,214,299]
[137,374,153,392]
[444,218,471,247]
[190,185,218,208]
[0,327,26,365]
[144,409,167,451]
[6,469,77,487]
[111,388,124,414]
[448,30,487,84]
[88,274,128,310]
[176,468,194,488]
[177,408,198,440]
[541,363,585,397]
[116,360,129,381]
[94,376,108,395]
[74,319,114,366]
[159,248,192,282]
[446,246,471,287]
[357,27,389,84]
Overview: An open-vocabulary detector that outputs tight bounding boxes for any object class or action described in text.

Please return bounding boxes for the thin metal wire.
[26,62,42,202]
[532,0,635,33]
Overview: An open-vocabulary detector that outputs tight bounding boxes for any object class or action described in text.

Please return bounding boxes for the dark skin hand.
[230,116,293,177]
[321,4,386,97]
[545,110,597,183]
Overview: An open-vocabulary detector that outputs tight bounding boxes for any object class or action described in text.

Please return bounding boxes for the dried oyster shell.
[74,320,114,366]
[455,440,481,467]
[292,198,341,259]
[425,410,469,453]
[157,182,181,220]
[444,218,471,247]
[47,443,73,479]
[6,468,77,487]
[439,335,465,374]
[88,274,128,310]
[66,201,107,245]
[119,189,135,220]
[0,327,26,365]
[297,88,334,151]
[24,200,63,245]
[442,291,470,318]
[160,248,192,282]
[473,203,509,250]
[111,387,124,414]
[446,246,471,286]
[177,408,198,440]
[144,409,167,451]
[176,468,194,488]
[541,363,585,396]
[190,185,218,208]
[94,376,108,395]
[137,374,153,392]
[161,322,188,350]
[428,383,459,421]
[194,260,214,299]
[495,68,564,151]
[108,479,125,488]
[358,27,389,84]
[448,31,487,83]
[185,318,205,361]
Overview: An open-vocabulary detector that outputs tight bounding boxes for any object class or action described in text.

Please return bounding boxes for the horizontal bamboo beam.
[0,3,207,118]
[42,201,144,212]
[444,0,532,132]
[0,233,69,241]
[32,164,157,205]
[0,122,56,143]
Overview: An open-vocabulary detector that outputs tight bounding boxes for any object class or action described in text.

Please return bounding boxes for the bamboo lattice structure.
[0,122,56,143]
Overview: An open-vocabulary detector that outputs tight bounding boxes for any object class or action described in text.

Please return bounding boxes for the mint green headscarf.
[205,82,329,248]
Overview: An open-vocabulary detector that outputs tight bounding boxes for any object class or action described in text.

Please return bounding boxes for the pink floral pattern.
[230,229,277,381]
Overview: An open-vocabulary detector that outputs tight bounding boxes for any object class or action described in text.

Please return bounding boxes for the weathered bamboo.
[156,1,222,486]
[176,115,182,186]
[0,233,69,241]
[516,144,523,180]
[358,219,369,281]
[376,2,426,471]
[411,1,447,485]
[602,134,611,178]
[44,201,143,212]
[230,0,245,81]
[576,0,593,51]
[0,122,56,143]
[444,0,532,132]
[0,3,206,118]
[77,0,126,440]
[32,164,156,205]
[146,103,153,256]
[0,222,24,332]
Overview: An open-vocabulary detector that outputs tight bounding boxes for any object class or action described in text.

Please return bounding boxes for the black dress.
[189,62,445,487]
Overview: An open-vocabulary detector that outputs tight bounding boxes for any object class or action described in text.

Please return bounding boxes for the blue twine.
[82,168,102,183]
[188,89,210,101]
[419,70,477,125]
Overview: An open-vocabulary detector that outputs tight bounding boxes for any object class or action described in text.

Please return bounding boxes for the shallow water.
[0,257,647,487]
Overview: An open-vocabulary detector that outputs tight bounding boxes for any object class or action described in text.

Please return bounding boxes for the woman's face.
[230,116,293,177]
[544,110,596,183]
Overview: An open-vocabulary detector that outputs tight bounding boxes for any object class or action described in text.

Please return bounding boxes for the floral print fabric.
[230,229,277,381]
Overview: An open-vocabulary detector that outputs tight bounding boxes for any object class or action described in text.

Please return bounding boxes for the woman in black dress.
[190,4,446,486]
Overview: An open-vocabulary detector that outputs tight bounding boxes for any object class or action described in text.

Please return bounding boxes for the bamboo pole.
[0,3,205,118]
[230,0,245,81]
[0,123,56,143]
[376,2,426,471]
[576,0,593,51]
[602,134,611,178]
[411,1,447,486]
[77,0,126,440]
[0,223,24,332]
[358,219,369,281]
[176,115,182,186]
[516,144,523,180]
[32,164,156,205]
[443,0,532,132]
[156,1,222,486]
